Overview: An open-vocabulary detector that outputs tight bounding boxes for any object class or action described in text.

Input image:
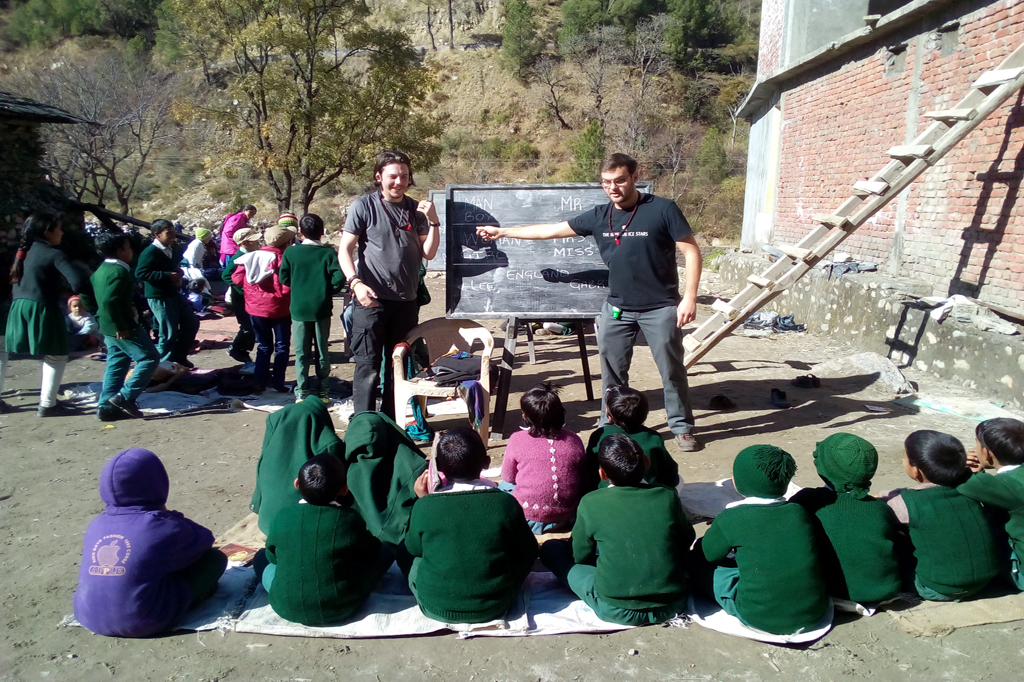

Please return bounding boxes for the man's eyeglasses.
[600,177,631,189]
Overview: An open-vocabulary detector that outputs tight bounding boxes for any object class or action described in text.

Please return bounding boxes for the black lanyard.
[609,197,641,245]
[379,193,412,232]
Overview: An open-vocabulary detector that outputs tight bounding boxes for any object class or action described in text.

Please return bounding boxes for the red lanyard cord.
[379,193,412,232]
[609,197,641,245]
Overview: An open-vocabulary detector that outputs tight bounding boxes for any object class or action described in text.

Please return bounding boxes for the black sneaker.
[96,405,123,422]
[38,402,81,418]
[176,358,196,369]
[228,349,252,364]
[0,399,12,414]
[109,394,145,419]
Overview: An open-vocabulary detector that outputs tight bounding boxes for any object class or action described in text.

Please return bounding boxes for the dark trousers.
[178,548,228,607]
[350,299,418,419]
[251,315,291,390]
[230,295,255,357]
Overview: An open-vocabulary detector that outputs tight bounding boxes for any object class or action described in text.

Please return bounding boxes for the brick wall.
[771,0,1024,308]
[758,0,787,79]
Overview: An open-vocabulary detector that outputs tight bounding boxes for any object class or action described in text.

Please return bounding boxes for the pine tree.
[501,0,540,81]
[567,120,606,182]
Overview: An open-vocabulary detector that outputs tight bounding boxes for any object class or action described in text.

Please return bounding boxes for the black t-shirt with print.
[568,193,692,311]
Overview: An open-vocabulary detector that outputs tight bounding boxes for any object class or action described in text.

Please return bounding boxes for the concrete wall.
[748,0,1024,310]
[719,251,1024,407]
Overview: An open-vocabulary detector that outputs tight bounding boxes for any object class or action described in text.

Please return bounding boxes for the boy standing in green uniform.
[790,433,902,604]
[254,454,394,626]
[222,227,260,363]
[540,433,693,626]
[135,219,199,367]
[886,430,999,601]
[958,418,1024,590]
[695,445,830,635]
[91,233,160,421]
[279,214,344,402]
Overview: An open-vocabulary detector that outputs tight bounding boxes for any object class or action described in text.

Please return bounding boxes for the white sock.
[40,355,68,408]
[0,336,7,395]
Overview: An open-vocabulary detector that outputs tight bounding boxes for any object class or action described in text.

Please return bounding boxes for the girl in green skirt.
[6,211,92,417]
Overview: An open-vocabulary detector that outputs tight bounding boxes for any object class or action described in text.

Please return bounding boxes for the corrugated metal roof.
[0,91,93,124]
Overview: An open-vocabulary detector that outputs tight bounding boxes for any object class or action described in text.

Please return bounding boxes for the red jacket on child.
[231,246,291,319]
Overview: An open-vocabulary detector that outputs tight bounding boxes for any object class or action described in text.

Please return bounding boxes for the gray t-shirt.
[343,190,428,301]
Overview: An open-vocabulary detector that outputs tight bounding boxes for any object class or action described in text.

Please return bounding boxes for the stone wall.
[719,251,1024,408]
[0,120,46,222]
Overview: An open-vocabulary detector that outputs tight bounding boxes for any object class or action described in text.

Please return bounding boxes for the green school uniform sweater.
[588,425,680,490]
[702,502,829,635]
[135,243,181,300]
[265,502,383,626]
[279,242,344,321]
[791,487,902,603]
[573,484,694,609]
[222,249,246,299]
[959,468,1024,561]
[903,485,1000,596]
[405,488,538,623]
[90,262,137,337]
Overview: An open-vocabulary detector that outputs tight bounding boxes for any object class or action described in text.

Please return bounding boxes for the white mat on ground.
[62,382,218,415]
[686,594,833,644]
[233,565,631,639]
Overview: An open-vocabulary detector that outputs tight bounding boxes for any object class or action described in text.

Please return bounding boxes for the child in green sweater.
[694,445,830,635]
[279,214,344,403]
[135,219,199,367]
[540,433,694,626]
[254,454,393,626]
[586,386,680,491]
[403,427,537,623]
[790,433,902,604]
[958,418,1024,590]
[884,430,999,601]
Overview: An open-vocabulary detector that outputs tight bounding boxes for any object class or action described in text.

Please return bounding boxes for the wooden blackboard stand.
[492,314,598,439]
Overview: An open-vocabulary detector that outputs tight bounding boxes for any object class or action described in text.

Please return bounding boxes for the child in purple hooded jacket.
[73,448,227,637]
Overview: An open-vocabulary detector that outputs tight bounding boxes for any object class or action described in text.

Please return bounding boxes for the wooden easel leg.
[492,316,519,439]
[525,321,536,364]
[576,321,595,401]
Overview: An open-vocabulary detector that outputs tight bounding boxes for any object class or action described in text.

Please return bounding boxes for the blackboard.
[426,189,446,271]
[445,183,650,319]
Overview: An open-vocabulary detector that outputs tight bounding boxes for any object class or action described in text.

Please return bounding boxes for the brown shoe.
[675,433,702,452]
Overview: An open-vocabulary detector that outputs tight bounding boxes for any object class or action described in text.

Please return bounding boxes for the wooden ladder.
[683,41,1024,369]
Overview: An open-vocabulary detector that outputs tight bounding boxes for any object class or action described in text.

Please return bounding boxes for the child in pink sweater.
[500,383,587,534]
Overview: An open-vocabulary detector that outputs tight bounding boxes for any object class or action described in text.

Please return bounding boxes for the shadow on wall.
[948,90,1024,299]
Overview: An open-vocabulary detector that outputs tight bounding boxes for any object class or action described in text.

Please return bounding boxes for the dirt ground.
[3,274,1024,682]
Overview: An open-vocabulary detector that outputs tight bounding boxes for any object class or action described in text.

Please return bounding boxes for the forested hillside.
[0,0,758,241]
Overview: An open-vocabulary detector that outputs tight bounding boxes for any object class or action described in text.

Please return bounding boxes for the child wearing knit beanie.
[790,433,903,604]
[693,444,830,635]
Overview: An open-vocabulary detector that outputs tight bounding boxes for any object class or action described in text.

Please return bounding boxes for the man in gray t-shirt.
[339,150,440,419]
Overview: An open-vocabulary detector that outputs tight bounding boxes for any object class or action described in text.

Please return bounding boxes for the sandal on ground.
[791,374,821,388]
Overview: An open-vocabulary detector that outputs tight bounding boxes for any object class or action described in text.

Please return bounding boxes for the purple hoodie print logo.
[88,535,131,576]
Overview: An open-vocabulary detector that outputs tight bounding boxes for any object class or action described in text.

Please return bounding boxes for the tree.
[500,0,540,81]
[163,0,443,212]
[666,0,740,70]
[566,120,605,182]
[695,126,728,185]
[561,25,626,128]
[7,46,178,213]
[531,56,573,130]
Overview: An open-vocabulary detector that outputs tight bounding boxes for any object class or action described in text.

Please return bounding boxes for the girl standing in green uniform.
[6,211,91,417]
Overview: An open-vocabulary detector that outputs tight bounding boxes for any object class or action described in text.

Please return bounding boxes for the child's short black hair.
[96,232,130,259]
[188,278,205,293]
[436,427,488,480]
[905,430,971,486]
[976,418,1024,466]
[300,213,325,241]
[605,385,648,432]
[598,433,645,487]
[520,382,565,439]
[150,219,175,236]
[297,454,347,505]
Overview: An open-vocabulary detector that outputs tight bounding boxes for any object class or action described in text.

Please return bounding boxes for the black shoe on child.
[38,401,81,418]
[109,394,145,419]
[176,358,196,369]
[0,399,12,414]
[228,349,252,364]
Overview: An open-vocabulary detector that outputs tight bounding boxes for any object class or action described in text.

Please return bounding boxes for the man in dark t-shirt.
[477,153,703,451]
[339,150,441,419]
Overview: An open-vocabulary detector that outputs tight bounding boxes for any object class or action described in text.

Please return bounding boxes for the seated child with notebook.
[884,430,1000,601]
[694,445,829,635]
[586,386,680,490]
[501,382,588,533]
[540,433,694,626]
[958,418,1024,590]
[254,454,394,626]
[74,448,227,637]
[403,427,538,623]
[790,433,902,604]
